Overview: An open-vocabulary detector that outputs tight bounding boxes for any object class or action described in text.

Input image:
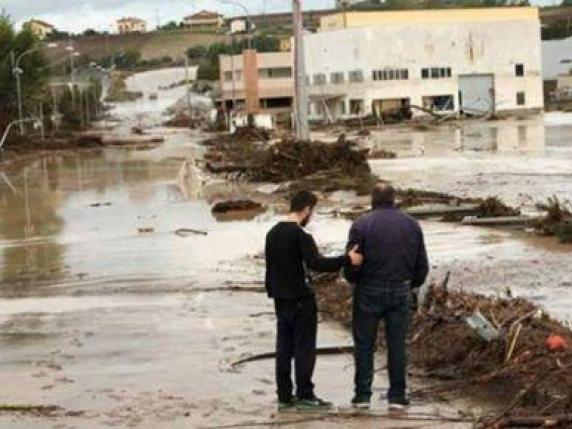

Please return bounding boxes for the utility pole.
[293,0,309,140]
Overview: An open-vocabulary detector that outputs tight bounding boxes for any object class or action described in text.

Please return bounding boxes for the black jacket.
[265,222,347,300]
[345,204,429,288]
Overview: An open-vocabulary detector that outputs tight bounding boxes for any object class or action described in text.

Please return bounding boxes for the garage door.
[459,74,495,113]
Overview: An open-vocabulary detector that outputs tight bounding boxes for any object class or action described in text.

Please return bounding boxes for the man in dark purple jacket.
[345,183,429,410]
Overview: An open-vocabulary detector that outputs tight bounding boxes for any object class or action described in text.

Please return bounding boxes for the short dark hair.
[371,183,396,208]
[290,190,318,213]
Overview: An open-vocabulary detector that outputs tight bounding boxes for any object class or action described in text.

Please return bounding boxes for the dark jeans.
[353,284,410,401]
[274,296,317,402]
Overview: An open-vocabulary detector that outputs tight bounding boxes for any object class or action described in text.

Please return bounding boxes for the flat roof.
[321,7,539,28]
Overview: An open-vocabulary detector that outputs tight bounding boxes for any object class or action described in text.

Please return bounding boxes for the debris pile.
[314,275,572,426]
[211,200,263,214]
[536,197,572,243]
[163,113,204,129]
[476,196,521,218]
[367,147,397,160]
[211,199,267,222]
[203,129,376,195]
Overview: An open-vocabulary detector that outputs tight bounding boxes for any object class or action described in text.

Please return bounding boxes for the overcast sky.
[2,0,336,33]
[2,0,559,33]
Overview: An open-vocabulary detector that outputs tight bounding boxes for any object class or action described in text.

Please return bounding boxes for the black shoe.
[295,396,333,411]
[388,397,410,411]
[277,397,297,412]
[351,396,370,409]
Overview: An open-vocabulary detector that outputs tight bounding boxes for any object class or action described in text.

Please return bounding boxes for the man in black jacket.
[265,190,362,412]
[346,183,429,411]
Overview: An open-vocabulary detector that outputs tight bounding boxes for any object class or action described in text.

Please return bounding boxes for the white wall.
[542,37,572,81]
[304,18,544,118]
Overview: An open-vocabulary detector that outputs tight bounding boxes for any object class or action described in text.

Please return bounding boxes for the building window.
[313,73,326,85]
[259,67,292,79]
[372,68,409,81]
[234,70,242,81]
[349,70,364,82]
[515,63,525,77]
[350,99,364,114]
[517,92,526,106]
[223,71,233,82]
[422,95,455,111]
[339,100,346,114]
[330,72,345,84]
[422,67,452,79]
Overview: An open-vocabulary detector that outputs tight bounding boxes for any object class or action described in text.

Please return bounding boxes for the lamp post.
[12,42,58,135]
[219,0,255,49]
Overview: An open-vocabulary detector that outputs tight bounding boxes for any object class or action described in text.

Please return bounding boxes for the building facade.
[219,51,294,115]
[305,7,544,120]
[183,10,224,31]
[23,19,55,40]
[116,17,147,34]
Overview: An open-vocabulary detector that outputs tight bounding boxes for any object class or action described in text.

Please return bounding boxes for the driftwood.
[175,228,208,237]
[462,215,543,226]
[201,410,475,429]
[494,414,572,428]
[230,346,354,369]
[190,286,266,294]
[480,361,572,428]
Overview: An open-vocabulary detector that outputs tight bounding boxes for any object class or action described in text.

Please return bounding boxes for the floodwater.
[0,70,569,427]
[369,114,572,211]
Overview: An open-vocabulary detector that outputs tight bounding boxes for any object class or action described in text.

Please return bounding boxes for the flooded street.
[0,69,571,428]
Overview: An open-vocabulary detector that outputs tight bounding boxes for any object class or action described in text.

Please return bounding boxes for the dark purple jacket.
[345,204,429,288]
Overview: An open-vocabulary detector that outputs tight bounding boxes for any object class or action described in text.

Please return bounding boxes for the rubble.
[313,274,572,423]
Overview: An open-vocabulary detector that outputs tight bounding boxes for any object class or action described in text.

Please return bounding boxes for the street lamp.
[219,0,255,49]
[12,42,58,135]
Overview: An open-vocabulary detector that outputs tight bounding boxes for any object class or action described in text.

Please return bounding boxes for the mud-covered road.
[0,69,571,428]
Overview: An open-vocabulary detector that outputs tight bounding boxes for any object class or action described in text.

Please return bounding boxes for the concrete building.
[219,50,294,116]
[183,10,224,31]
[23,19,55,40]
[305,8,544,120]
[116,17,147,34]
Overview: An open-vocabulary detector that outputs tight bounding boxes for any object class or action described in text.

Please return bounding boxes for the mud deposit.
[1,69,571,428]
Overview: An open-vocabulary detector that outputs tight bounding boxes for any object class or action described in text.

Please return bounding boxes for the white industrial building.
[303,8,544,121]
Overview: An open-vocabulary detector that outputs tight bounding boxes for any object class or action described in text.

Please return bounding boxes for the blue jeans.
[352,284,410,401]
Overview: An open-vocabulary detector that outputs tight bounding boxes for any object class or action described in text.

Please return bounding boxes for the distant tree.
[83,28,99,37]
[562,0,572,6]
[157,21,182,32]
[0,12,50,133]
[114,49,142,70]
[252,35,280,52]
[186,45,208,61]
[45,29,71,41]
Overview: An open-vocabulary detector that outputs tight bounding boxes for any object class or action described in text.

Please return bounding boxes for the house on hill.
[116,17,147,34]
[183,10,225,31]
[23,19,55,39]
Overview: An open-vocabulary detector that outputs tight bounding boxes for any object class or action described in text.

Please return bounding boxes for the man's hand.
[348,245,363,267]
